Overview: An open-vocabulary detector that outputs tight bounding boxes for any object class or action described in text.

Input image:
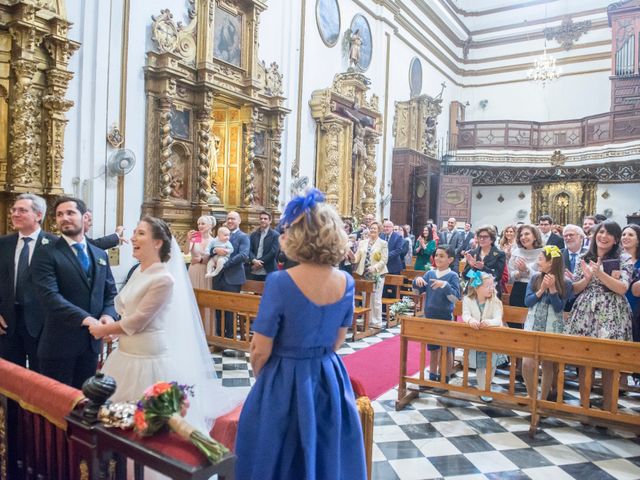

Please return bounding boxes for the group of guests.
[0,189,370,479]
[410,214,640,409]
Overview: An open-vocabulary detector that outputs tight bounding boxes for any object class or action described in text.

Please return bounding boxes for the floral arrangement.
[389,296,416,318]
[133,382,229,464]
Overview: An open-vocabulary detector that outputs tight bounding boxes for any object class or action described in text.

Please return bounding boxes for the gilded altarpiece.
[309,72,382,219]
[144,0,289,243]
[0,0,78,233]
[531,181,596,227]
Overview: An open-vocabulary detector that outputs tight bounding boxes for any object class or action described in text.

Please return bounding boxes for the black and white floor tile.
[213,326,640,480]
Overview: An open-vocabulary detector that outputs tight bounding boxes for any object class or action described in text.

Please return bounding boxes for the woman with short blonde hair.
[236,188,367,480]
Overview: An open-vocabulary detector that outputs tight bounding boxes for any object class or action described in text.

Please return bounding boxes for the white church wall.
[470,185,533,231]
[64,0,190,280]
[595,183,640,227]
[462,69,611,123]
[259,0,462,214]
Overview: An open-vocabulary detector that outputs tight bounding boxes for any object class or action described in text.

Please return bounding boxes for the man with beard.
[32,196,117,388]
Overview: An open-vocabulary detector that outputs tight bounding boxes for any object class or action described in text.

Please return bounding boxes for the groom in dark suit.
[212,211,250,338]
[0,194,57,372]
[32,196,117,389]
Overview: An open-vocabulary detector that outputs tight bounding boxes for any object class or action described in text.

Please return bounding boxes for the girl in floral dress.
[566,220,633,410]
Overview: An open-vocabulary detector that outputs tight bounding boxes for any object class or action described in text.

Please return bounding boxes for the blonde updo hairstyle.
[198,215,216,234]
[281,202,348,266]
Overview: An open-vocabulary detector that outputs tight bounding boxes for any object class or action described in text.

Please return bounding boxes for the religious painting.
[409,57,422,98]
[170,107,190,140]
[349,14,372,71]
[316,0,340,47]
[213,5,242,67]
[254,131,266,156]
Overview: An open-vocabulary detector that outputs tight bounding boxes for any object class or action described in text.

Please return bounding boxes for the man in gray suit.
[561,224,587,314]
[438,217,463,271]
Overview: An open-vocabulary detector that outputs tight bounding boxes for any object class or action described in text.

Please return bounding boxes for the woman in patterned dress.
[566,220,633,410]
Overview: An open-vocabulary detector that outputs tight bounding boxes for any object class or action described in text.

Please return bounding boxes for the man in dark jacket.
[248,211,279,281]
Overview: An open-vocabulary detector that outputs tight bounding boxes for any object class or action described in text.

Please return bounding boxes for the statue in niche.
[170,177,185,199]
[348,29,362,70]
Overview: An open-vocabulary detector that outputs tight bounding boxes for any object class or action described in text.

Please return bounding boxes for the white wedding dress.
[103,240,244,433]
[102,262,178,402]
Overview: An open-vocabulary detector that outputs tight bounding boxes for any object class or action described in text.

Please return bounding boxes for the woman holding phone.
[566,220,632,410]
[186,215,216,288]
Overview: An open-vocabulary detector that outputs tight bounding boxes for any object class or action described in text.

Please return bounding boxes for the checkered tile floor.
[213,326,640,480]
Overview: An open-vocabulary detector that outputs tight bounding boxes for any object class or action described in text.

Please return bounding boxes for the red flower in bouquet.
[135,381,228,464]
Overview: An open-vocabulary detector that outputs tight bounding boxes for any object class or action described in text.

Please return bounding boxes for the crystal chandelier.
[527,49,561,86]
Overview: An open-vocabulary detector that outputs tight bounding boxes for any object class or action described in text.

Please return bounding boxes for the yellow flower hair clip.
[543,245,561,259]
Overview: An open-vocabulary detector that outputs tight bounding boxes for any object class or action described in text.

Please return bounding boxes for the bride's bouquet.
[134,381,229,464]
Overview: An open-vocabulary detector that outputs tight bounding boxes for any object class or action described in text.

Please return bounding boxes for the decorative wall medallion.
[409,57,422,98]
[544,16,592,51]
[518,191,526,200]
[316,0,341,47]
[213,5,242,67]
[151,10,179,53]
[444,189,464,205]
[107,124,124,148]
[601,189,610,199]
[416,180,426,198]
[497,194,504,203]
[347,14,373,71]
[550,149,566,166]
[476,191,483,199]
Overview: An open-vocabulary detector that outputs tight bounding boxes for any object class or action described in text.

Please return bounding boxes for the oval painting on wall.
[350,14,373,71]
[409,57,422,98]
[316,0,341,47]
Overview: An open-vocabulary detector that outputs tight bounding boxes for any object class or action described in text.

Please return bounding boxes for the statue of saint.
[349,29,362,69]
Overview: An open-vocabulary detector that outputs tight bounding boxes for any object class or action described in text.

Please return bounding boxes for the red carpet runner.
[343,336,427,400]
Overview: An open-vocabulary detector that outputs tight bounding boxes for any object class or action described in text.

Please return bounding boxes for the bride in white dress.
[89,216,242,433]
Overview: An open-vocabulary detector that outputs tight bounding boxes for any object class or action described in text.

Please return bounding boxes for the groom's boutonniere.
[98,258,107,266]
[41,238,49,245]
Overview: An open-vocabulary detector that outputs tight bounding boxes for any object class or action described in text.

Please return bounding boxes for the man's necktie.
[570,253,577,273]
[15,237,32,304]
[72,243,91,276]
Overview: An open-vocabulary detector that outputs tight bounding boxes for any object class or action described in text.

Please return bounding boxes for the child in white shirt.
[205,226,234,278]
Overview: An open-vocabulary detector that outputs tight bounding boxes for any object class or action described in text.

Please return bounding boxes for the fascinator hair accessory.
[278,188,325,229]
[543,245,561,259]
[466,269,483,288]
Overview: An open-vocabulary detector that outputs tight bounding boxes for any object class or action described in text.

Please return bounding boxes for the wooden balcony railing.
[452,109,640,150]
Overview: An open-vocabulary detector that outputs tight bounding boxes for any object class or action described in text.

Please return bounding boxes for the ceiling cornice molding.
[465,39,611,64]
[444,0,557,18]
[470,18,609,49]
[470,7,606,36]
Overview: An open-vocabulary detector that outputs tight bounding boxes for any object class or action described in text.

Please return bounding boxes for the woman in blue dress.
[236,189,366,480]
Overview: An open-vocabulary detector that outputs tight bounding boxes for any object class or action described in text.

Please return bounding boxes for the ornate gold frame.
[144,0,290,240]
[0,0,79,233]
[309,72,382,219]
[531,180,596,226]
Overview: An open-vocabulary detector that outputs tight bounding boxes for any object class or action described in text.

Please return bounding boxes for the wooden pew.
[381,274,406,328]
[352,279,377,341]
[396,316,640,436]
[453,301,528,325]
[194,289,261,352]
[240,279,265,295]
